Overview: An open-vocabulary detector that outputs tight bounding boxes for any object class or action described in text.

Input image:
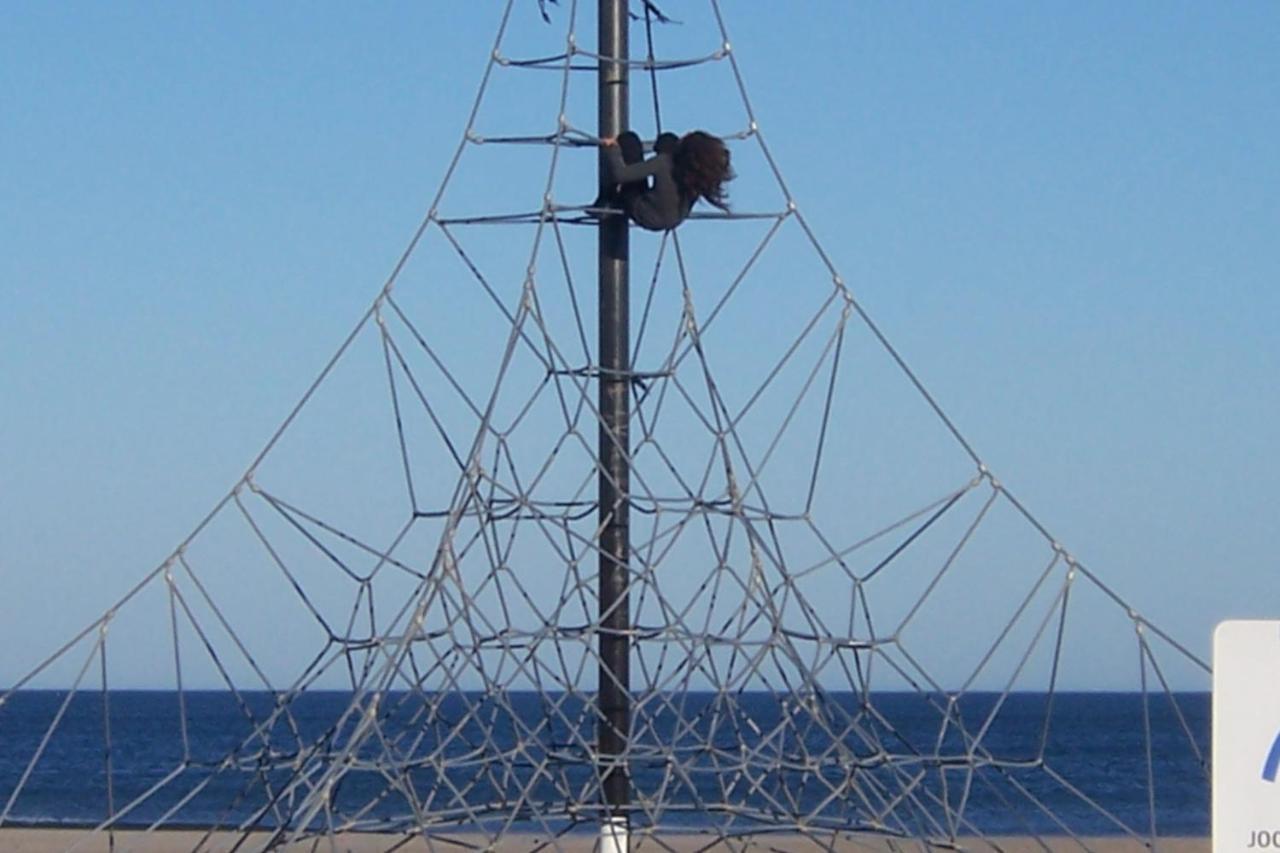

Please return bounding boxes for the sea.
[0,691,1209,837]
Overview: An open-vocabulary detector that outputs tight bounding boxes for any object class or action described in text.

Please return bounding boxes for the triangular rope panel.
[0,1,1208,851]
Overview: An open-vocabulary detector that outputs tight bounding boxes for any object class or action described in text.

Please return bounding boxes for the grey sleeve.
[605,144,665,184]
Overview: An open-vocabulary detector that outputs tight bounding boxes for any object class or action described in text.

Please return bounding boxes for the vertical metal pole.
[597,0,631,839]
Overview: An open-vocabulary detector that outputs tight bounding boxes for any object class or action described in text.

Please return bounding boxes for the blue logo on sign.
[1264,731,1280,782]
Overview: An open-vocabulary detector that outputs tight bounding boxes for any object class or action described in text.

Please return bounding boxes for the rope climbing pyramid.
[1,2,1209,850]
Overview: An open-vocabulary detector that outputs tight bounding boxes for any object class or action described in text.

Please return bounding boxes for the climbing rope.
[0,2,1210,851]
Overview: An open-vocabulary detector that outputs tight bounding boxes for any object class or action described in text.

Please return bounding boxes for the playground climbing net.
[1,1,1209,850]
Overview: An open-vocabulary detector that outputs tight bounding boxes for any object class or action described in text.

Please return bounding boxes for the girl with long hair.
[598,129,734,231]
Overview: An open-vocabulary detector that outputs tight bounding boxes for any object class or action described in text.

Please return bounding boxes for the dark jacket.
[605,145,694,232]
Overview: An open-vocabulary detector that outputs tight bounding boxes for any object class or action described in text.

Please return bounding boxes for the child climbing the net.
[597,130,734,232]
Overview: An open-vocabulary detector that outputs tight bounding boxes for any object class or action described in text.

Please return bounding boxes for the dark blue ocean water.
[0,691,1208,836]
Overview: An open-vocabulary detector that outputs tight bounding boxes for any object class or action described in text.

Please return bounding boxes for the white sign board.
[1214,620,1280,852]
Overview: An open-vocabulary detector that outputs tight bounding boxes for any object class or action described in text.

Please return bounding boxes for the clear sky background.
[2,2,1277,690]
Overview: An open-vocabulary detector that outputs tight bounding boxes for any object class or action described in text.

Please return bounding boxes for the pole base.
[600,815,629,853]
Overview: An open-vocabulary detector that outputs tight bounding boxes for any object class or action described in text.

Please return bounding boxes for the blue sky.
[2,2,1277,690]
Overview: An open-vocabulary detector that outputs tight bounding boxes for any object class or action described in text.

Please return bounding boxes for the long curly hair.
[673,130,734,211]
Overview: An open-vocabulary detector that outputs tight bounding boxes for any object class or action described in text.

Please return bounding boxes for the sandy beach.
[0,830,1210,852]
